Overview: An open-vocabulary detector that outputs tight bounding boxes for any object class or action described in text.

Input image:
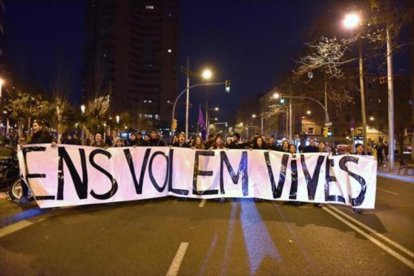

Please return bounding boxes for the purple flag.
[197,105,205,128]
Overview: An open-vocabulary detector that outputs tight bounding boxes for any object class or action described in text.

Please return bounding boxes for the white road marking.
[198,199,206,208]
[327,205,414,258]
[0,220,33,238]
[377,188,399,196]
[323,206,414,269]
[166,242,189,276]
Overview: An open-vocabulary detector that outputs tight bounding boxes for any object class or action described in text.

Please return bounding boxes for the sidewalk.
[377,162,413,183]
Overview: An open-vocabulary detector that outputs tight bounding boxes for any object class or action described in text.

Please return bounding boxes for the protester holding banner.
[113,137,125,147]
[303,138,318,153]
[29,120,54,144]
[135,132,145,146]
[318,141,328,153]
[210,134,226,149]
[205,134,215,149]
[90,133,108,148]
[267,136,278,151]
[191,136,205,150]
[146,129,165,146]
[353,143,368,214]
[228,133,248,149]
[288,144,297,154]
[172,132,190,148]
[252,137,267,150]
[127,132,139,146]
[19,120,55,204]
[355,143,366,155]
[105,129,118,146]
[278,140,289,152]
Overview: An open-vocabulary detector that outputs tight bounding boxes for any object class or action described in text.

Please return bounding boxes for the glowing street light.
[201,69,213,80]
[80,104,86,114]
[343,13,361,29]
[369,116,375,121]
[306,110,312,115]
[214,107,219,111]
[272,92,280,99]
[252,114,257,118]
[116,115,120,124]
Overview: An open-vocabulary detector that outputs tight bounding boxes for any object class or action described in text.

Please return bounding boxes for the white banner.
[18,145,377,209]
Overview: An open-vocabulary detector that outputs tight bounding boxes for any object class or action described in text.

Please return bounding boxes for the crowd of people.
[1,121,390,162]
[80,128,386,159]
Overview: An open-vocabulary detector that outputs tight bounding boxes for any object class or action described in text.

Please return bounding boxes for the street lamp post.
[206,106,219,138]
[0,78,6,135]
[385,6,395,171]
[343,13,368,149]
[171,82,226,136]
[0,78,4,98]
[81,104,86,145]
[183,58,212,141]
[185,57,190,142]
[252,114,265,135]
[273,92,330,141]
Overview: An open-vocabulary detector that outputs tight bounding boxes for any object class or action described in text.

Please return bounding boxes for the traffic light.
[225,80,231,93]
[171,119,177,132]
[323,127,328,138]
[280,98,285,104]
[328,127,332,136]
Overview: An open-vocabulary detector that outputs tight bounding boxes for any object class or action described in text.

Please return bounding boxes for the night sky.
[4,0,409,125]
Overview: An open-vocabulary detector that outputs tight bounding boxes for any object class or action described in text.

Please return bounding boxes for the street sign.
[324,122,332,127]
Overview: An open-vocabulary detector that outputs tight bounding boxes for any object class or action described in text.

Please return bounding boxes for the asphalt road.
[0,176,413,275]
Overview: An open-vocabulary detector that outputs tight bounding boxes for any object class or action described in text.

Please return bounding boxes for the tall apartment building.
[0,0,5,65]
[83,0,178,127]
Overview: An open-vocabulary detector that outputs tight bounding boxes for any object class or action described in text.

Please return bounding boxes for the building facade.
[83,0,178,128]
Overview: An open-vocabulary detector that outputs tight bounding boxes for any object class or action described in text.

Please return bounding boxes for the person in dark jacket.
[252,137,267,149]
[127,132,139,146]
[90,133,109,148]
[204,134,215,149]
[19,120,55,204]
[267,136,278,151]
[227,133,248,149]
[303,138,318,153]
[355,143,366,155]
[172,132,190,148]
[353,143,367,214]
[29,120,54,144]
[135,132,145,146]
[146,129,165,146]
[277,140,290,153]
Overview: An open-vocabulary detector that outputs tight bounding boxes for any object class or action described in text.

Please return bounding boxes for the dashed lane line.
[327,205,414,258]
[377,188,399,196]
[166,242,189,276]
[0,216,46,238]
[323,206,414,269]
[0,220,33,238]
[198,199,206,208]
